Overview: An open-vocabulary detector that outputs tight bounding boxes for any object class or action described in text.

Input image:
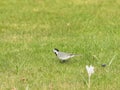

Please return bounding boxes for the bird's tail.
[70,54,82,57]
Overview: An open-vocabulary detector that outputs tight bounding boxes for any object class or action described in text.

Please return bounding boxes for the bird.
[53,48,80,62]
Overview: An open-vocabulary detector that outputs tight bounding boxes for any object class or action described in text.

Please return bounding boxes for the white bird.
[53,48,80,62]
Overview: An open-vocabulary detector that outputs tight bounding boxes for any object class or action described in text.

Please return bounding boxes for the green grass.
[0,0,120,90]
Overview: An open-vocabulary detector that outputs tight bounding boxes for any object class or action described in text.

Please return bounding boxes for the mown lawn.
[0,0,120,90]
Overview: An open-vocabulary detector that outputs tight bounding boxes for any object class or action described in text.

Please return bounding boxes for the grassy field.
[0,0,120,90]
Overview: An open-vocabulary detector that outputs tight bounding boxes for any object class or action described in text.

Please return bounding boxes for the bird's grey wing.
[59,52,71,56]
[57,52,73,60]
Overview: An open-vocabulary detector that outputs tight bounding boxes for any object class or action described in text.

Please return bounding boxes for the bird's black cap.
[54,48,59,51]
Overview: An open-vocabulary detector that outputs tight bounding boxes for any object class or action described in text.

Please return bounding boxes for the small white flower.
[86,65,95,88]
[86,65,94,77]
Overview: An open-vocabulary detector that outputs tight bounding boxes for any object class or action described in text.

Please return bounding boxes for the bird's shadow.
[59,60,68,63]
[59,58,80,64]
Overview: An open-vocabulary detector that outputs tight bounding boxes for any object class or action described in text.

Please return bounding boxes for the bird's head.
[53,48,59,55]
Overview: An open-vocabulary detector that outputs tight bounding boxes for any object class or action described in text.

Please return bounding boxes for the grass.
[0,0,120,90]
